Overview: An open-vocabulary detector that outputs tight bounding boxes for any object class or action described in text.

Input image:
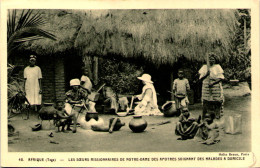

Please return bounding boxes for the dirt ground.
[8,83,251,152]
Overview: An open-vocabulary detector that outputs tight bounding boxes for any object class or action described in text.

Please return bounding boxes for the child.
[173,70,190,114]
[175,107,198,140]
[194,112,220,145]
[55,101,73,133]
[80,68,93,94]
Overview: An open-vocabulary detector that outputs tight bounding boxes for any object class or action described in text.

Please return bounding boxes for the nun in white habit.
[134,74,162,116]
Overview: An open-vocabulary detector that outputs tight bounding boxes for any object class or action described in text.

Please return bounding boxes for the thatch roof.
[21,9,239,65]
[22,10,83,53]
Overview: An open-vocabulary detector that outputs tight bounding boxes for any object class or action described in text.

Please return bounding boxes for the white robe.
[24,66,42,105]
[135,83,162,116]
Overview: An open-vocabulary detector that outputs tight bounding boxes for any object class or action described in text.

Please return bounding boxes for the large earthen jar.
[129,115,147,133]
[162,101,178,117]
[85,111,99,121]
[39,103,56,120]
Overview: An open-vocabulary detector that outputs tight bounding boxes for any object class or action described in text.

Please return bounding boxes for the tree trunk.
[243,18,247,52]
[170,71,174,100]
[93,56,98,85]
[244,19,246,50]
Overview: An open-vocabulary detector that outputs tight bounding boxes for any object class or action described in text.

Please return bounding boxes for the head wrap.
[29,55,37,61]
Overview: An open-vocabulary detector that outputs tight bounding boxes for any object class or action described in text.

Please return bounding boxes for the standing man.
[24,55,42,112]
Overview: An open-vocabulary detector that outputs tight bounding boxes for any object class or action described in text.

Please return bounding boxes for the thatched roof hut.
[13,9,242,103]
[22,9,239,65]
[22,10,83,53]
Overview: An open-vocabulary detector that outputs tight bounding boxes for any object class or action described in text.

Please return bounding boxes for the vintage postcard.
[1,0,259,167]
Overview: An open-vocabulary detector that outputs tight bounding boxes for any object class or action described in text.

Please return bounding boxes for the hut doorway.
[64,52,83,91]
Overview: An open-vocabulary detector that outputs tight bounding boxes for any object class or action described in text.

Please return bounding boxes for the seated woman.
[64,78,89,133]
[134,74,162,116]
[194,112,220,145]
[175,107,198,140]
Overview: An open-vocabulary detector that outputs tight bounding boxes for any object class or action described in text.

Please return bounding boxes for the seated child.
[55,101,73,133]
[194,112,220,145]
[175,107,198,140]
[173,70,190,114]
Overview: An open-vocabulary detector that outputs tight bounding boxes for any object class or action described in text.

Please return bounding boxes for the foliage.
[8,64,25,99]
[222,9,251,81]
[8,9,56,104]
[99,58,143,94]
[8,9,56,59]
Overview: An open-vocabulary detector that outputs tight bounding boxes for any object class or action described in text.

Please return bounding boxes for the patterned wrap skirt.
[202,79,224,102]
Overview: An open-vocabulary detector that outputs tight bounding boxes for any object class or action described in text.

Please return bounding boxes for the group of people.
[24,52,225,140]
[174,53,224,144]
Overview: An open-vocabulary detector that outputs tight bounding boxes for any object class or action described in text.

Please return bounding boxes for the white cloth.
[135,82,162,116]
[80,75,92,91]
[199,64,224,82]
[140,82,158,108]
[199,64,225,101]
[24,66,42,105]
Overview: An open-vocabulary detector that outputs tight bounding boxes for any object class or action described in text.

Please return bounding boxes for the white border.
[1,0,259,167]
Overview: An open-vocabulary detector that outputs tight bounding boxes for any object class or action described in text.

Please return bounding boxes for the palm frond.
[7,10,17,41]
[15,10,33,31]
[8,27,56,51]
[25,12,45,27]
[8,9,57,57]
[13,35,44,43]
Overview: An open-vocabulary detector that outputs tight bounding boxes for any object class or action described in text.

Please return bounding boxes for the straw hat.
[137,74,153,83]
[70,79,80,86]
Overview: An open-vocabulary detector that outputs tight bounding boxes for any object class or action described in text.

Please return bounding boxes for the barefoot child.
[173,70,190,114]
[175,107,198,140]
[194,112,220,145]
[55,101,73,133]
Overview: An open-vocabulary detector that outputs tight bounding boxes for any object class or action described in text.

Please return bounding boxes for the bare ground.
[8,83,251,152]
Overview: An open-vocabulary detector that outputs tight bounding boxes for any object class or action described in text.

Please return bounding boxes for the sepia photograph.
[1,0,259,167]
[6,8,252,152]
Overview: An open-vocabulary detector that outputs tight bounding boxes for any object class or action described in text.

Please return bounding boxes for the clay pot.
[85,112,99,121]
[109,118,125,131]
[129,115,147,133]
[162,101,177,117]
[39,103,56,120]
